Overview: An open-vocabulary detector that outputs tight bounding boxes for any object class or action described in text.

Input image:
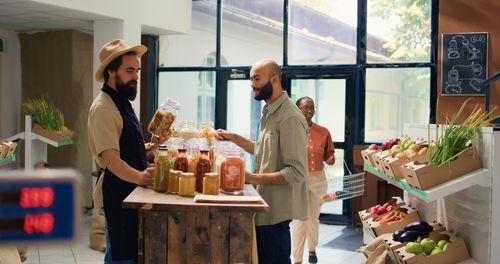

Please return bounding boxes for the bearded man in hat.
[88,39,165,263]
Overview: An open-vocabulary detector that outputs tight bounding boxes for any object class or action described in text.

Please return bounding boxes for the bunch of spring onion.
[429,98,499,166]
[22,96,65,131]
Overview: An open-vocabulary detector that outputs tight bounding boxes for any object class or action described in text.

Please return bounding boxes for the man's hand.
[214,129,235,141]
[137,167,154,187]
[149,134,168,151]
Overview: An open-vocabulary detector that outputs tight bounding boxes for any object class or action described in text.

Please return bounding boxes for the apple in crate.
[368,144,378,150]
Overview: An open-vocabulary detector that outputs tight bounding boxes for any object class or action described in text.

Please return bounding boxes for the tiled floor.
[22,212,366,264]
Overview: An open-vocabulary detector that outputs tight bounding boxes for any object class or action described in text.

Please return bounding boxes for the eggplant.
[392,229,406,242]
[404,220,432,232]
[398,230,429,242]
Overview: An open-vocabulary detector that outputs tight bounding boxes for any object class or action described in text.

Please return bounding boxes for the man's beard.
[116,75,137,101]
[254,81,273,101]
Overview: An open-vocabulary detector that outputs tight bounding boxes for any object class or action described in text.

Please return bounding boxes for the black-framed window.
[154,0,437,145]
[152,0,437,224]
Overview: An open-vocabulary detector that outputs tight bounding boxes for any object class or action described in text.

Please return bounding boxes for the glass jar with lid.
[165,137,184,165]
[219,148,245,195]
[178,121,198,141]
[178,172,196,197]
[147,98,180,138]
[203,172,219,195]
[153,146,169,193]
[196,150,211,193]
[174,148,189,172]
[167,169,181,194]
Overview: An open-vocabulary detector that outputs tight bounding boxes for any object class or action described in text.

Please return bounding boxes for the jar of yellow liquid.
[178,172,195,197]
[167,169,180,194]
[203,173,219,195]
[153,146,169,193]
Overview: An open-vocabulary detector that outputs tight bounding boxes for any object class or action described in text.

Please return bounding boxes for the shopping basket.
[310,159,365,203]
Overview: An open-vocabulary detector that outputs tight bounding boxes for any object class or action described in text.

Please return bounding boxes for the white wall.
[0,29,21,139]
[34,0,192,35]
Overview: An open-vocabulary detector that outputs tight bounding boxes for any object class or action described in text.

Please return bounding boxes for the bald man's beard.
[254,81,273,101]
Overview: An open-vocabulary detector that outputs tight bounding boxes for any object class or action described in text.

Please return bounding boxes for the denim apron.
[101,84,148,260]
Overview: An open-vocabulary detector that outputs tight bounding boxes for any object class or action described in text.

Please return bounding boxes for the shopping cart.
[311,160,365,203]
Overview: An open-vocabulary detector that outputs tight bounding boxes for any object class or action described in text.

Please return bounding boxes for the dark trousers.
[255,220,292,264]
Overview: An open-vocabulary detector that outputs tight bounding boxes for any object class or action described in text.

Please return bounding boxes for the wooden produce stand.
[123,184,269,264]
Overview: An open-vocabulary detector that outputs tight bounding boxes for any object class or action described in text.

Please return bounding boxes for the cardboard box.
[32,123,73,142]
[394,231,470,264]
[0,143,8,159]
[372,151,390,172]
[384,236,405,264]
[380,154,428,180]
[364,207,420,237]
[383,221,446,264]
[2,141,17,157]
[361,149,381,166]
[401,148,481,190]
[358,197,405,221]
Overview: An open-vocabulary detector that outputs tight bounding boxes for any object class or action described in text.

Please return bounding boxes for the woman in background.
[293,96,335,264]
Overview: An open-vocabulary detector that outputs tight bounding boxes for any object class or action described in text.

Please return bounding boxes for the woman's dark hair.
[103,51,137,82]
[296,96,313,107]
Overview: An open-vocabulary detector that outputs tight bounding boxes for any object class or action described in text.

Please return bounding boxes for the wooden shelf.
[364,164,489,203]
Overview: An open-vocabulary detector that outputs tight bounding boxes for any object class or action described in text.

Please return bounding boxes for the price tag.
[0,169,80,245]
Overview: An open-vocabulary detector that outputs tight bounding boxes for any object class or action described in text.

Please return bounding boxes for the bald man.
[215,59,309,264]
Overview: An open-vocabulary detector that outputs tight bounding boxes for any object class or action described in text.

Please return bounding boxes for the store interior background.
[0,0,500,262]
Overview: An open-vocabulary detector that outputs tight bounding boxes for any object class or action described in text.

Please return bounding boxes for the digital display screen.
[0,170,79,245]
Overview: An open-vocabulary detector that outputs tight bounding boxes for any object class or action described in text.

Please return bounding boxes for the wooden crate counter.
[123,184,269,264]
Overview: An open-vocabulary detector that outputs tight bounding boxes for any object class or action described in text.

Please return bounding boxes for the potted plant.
[22,97,73,142]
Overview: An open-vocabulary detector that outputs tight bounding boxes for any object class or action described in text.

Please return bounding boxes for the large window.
[156,0,436,154]
[158,0,217,67]
[367,0,432,63]
[158,71,215,124]
[155,0,436,224]
[365,68,430,142]
[289,0,358,65]
[221,0,284,66]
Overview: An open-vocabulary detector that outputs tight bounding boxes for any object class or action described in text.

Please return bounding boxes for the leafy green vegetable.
[22,97,64,131]
[429,98,499,166]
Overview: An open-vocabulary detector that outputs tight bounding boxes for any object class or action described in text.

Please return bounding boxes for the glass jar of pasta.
[148,98,180,138]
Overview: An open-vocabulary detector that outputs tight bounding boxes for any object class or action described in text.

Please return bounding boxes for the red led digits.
[19,187,54,208]
[24,213,54,234]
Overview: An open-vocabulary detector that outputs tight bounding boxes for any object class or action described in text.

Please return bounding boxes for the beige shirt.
[254,91,309,226]
[87,92,122,168]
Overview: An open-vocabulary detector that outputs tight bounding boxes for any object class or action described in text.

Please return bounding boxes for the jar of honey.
[178,172,195,197]
[153,146,169,193]
[167,169,180,194]
[203,172,219,195]
[196,150,211,193]
[219,149,245,195]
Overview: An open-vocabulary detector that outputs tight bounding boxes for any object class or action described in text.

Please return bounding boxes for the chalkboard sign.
[441,32,488,96]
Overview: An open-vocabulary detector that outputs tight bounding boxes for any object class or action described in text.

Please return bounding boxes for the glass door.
[216,69,260,171]
[217,69,355,224]
[285,72,355,224]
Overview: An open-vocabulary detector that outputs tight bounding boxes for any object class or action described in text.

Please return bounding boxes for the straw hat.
[95,39,147,83]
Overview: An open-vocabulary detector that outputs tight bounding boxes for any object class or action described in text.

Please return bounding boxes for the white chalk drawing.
[442,33,488,95]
